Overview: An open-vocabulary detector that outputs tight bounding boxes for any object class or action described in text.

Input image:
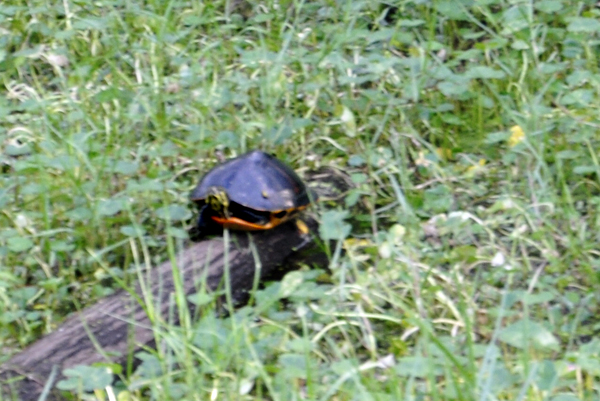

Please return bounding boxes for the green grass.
[2,0,600,399]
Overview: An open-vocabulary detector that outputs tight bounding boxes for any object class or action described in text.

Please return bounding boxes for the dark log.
[0,168,348,401]
[1,220,321,400]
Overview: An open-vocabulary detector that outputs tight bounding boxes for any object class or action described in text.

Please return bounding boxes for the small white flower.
[14,214,30,228]
[298,27,312,40]
[491,252,505,267]
[378,241,392,259]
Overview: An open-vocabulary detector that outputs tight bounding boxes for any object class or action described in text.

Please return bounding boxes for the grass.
[1,0,600,399]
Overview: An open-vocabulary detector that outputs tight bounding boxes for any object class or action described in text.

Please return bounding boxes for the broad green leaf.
[127,179,164,192]
[511,40,529,50]
[438,80,469,97]
[331,359,355,375]
[166,227,189,239]
[501,5,529,35]
[498,319,559,351]
[156,205,191,222]
[133,352,163,379]
[114,160,138,175]
[434,1,469,20]
[66,207,92,221]
[484,131,511,144]
[396,356,435,377]
[555,150,580,159]
[398,19,425,27]
[535,360,558,391]
[278,353,307,379]
[467,66,506,79]
[72,17,109,30]
[423,185,452,214]
[567,18,600,33]
[319,210,351,240]
[551,395,581,401]
[187,292,214,307]
[98,198,127,216]
[521,292,554,305]
[280,271,303,298]
[120,225,146,237]
[5,142,31,156]
[288,281,329,301]
[573,165,596,175]
[216,130,239,148]
[7,237,34,252]
[57,365,113,392]
[348,155,365,167]
[566,70,591,87]
[560,89,593,106]
[535,0,563,13]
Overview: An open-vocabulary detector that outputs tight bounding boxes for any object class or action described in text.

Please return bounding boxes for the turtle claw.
[291,219,312,251]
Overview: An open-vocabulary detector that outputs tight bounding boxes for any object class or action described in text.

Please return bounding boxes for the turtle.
[191,150,316,235]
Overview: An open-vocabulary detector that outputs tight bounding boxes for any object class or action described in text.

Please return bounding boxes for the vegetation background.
[1,0,599,399]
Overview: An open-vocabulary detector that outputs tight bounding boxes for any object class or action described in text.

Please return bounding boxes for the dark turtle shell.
[190,150,316,234]
[191,150,313,212]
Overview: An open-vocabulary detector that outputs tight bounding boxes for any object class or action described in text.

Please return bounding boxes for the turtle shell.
[191,150,315,232]
[191,150,313,212]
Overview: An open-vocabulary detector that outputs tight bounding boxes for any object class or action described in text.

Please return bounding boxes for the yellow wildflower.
[508,125,525,147]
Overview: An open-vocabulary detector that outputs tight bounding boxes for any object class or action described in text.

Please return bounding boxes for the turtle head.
[206,186,230,218]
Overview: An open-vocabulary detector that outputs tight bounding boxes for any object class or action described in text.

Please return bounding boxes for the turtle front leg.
[191,204,223,239]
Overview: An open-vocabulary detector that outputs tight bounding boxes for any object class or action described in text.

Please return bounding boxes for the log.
[1,221,321,400]
[0,168,348,401]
